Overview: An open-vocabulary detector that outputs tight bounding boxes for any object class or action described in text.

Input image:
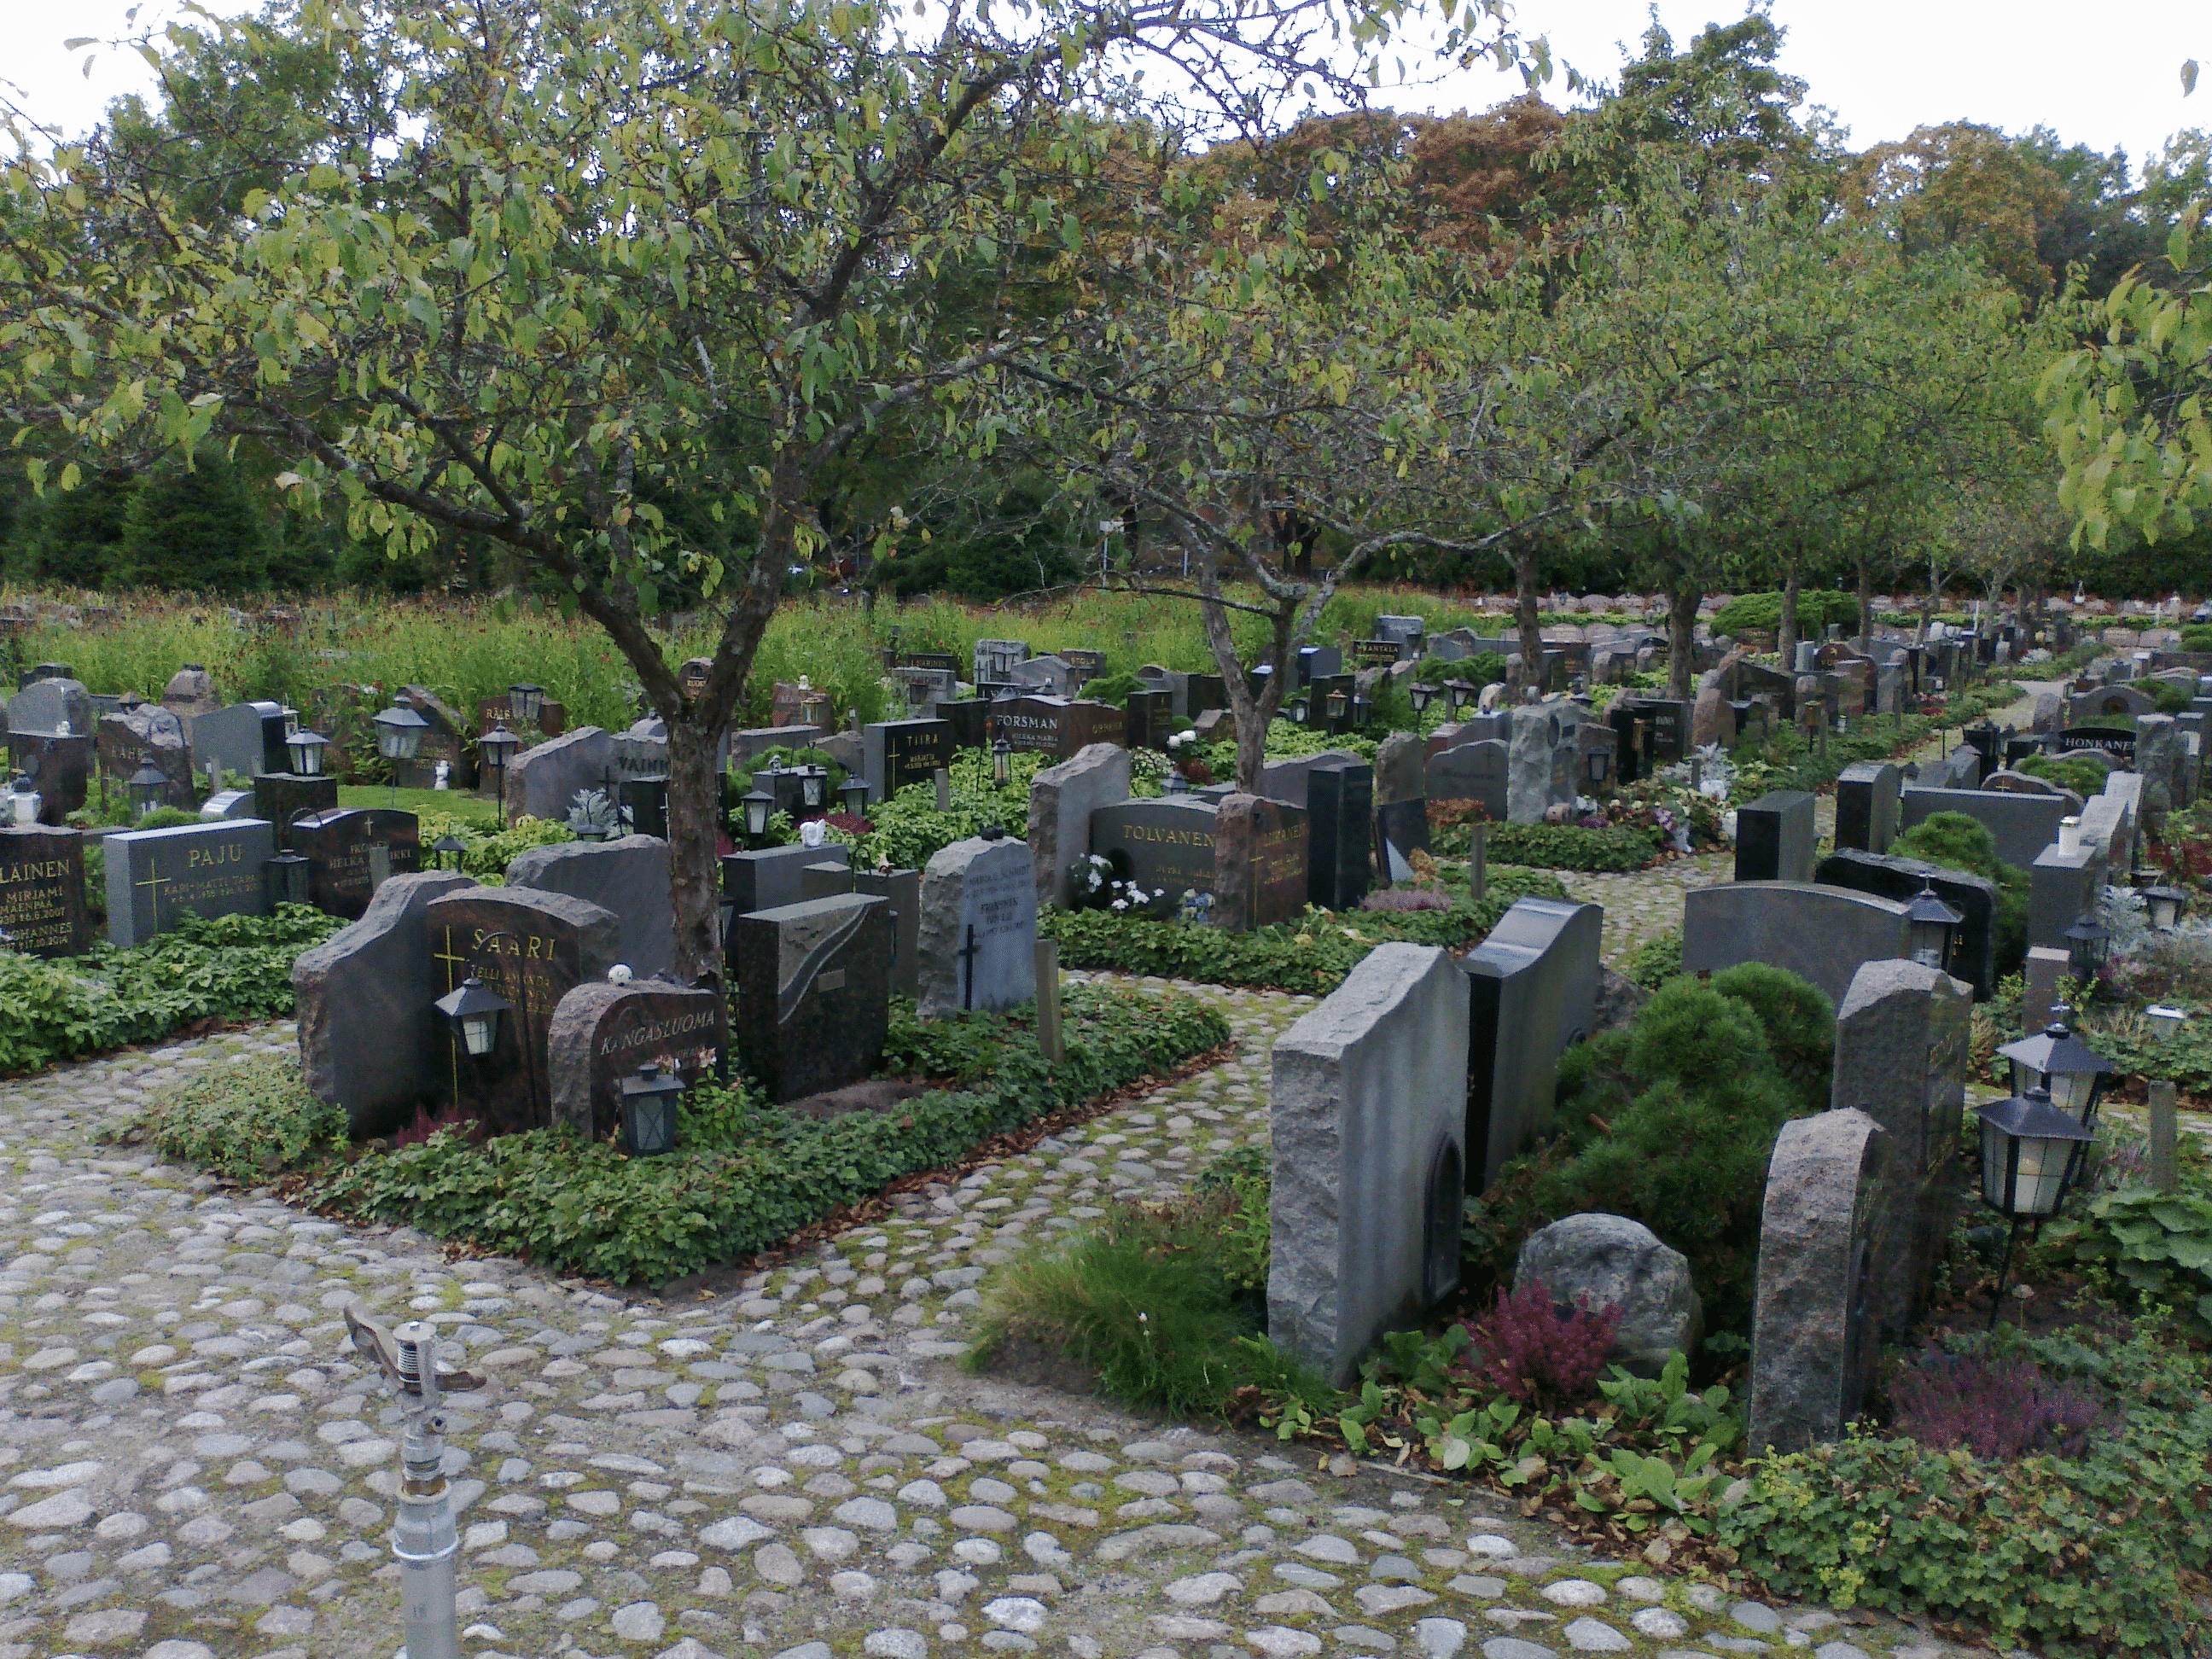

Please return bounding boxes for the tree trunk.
[1856,552,1874,648]
[666,719,724,985]
[1514,542,1543,691]
[1777,556,1802,666]
[1190,543,1292,795]
[1667,579,1700,703]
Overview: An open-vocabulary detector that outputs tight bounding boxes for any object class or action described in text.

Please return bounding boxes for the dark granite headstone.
[2058,724,2137,765]
[549,978,728,1141]
[855,867,921,1001]
[1462,897,1602,1192]
[936,697,990,752]
[422,886,623,1136]
[732,894,891,1102]
[1424,740,1508,821]
[1125,690,1174,751]
[722,843,853,920]
[288,808,422,921]
[1834,760,1902,854]
[1307,760,1373,911]
[1352,639,1402,671]
[1058,648,1108,689]
[1613,696,1688,763]
[1296,645,1343,684]
[189,701,290,780]
[989,695,1071,758]
[1089,797,1219,915]
[96,707,195,812]
[1735,790,1816,883]
[1185,673,1229,719]
[0,825,89,956]
[396,685,474,790]
[253,772,341,847]
[863,718,952,800]
[1374,797,1431,885]
[1815,847,1999,1001]
[1214,794,1309,931]
[506,834,673,980]
[9,731,90,824]
[104,818,276,946]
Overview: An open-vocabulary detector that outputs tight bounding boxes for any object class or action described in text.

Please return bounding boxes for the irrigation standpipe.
[346,1307,483,1659]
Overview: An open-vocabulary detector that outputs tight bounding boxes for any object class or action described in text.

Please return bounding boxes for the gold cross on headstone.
[434,926,469,994]
[136,861,170,915]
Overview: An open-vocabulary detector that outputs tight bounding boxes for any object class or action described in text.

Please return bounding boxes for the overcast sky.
[3,0,2204,175]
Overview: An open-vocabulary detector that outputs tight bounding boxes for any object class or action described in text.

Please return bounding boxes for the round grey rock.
[1514,1214,1702,1376]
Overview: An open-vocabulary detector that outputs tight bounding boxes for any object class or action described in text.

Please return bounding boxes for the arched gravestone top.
[506,833,673,981]
[549,977,726,1142]
[917,835,1037,1018]
[1680,882,1910,1010]
[1748,1108,1889,1455]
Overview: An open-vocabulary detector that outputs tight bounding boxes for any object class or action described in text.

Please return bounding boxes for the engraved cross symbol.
[135,861,169,915]
[958,923,981,1012]
[434,926,469,994]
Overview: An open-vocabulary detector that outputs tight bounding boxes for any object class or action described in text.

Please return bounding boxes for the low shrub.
[1726,1324,2212,1656]
[135,1051,344,1181]
[2039,1185,2212,1336]
[1710,589,1862,638]
[2016,752,2110,797]
[1887,1344,2109,1461]
[307,984,1227,1284]
[1892,812,2030,980]
[1471,1278,1623,1412]
[1485,822,1664,871]
[1626,931,1684,988]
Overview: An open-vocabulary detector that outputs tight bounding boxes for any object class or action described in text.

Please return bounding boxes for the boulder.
[1514,1214,1702,1377]
[1374,731,1425,806]
[1589,966,1651,1036]
[1690,685,1736,749]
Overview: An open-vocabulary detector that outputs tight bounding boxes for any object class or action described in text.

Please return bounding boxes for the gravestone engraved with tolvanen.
[1088,797,1219,915]
[104,818,276,946]
[421,887,622,1137]
[550,978,728,1141]
[1214,794,1309,932]
[290,807,422,921]
[0,825,89,956]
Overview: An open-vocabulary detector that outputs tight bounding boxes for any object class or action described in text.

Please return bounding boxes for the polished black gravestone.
[1833,760,1902,854]
[290,807,422,921]
[1374,797,1431,885]
[855,867,922,1001]
[0,825,90,956]
[732,893,891,1102]
[9,732,90,825]
[937,697,991,752]
[1306,760,1374,911]
[1462,896,1602,1192]
[1125,689,1175,751]
[1815,847,1999,1001]
[253,772,341,849]
[549,978,728,1142]
[1089,797,1219,915]
[1734,790,1816,883]
[863,718,952,800]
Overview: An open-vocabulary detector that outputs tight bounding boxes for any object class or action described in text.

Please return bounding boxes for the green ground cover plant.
[1482,823,1664,871]
[1710,590,1865,638]
[2015,752,2110,796]
[0,905,342,1075]
[306,984,1226,1284]
[133,1051,345,1181]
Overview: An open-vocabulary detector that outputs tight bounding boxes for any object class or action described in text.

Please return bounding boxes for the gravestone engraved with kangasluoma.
[0,824,90,956]
[104,818,277,946]
[917,835,1038,1018]
[731,893,891,1102]
[549,977,727,1142]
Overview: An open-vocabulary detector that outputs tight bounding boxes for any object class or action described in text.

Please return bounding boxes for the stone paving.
[0,977,1983,1659]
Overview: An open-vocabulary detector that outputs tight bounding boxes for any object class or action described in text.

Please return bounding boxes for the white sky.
[3,0,2205,175]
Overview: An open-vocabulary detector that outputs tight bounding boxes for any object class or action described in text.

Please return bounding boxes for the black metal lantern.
[741,783,775,844]
[840,777,870,818]
[1163,769,1189,795]
[434,974,513,1059]
[1977,1087,2095,1221]
[433,832,469,872]
[286,727,331,777]
[477,721,520,776]
[620,1062,684,1156]
[1586,746,1610,787]
[375,702,429,764]
[1904,883,1964,971]
[2142,883,2189,931]
[1287,696,1310,725]
[508,683,545,725]
[6,771,40,828]
[1445,678,1475,716]
[128,754,167,818]
[1408,680,1435,717]
[265,848,311,907]
[1348,692,1372,727]
[798,765,827,813]
[1997,1005,2116,1127]
[2064,911,2110,987]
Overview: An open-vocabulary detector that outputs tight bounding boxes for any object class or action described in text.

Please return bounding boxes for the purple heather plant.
[1470,1278,1624,1412]
[1888,1344,2110,1461]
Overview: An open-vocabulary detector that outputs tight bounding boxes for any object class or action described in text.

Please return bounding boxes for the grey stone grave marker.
[1307,760,1373,911]
[1816,848,1998,999]
[723,842,853,922]
[2029,841,2104,949]
[189,700,290,779]
[507,834,674,980]
[0,825,89,956]
[1507,701,1581,824]
[290,807,422,921]
[1027,742,1130,907]
[96,705,194,811]
[161,664,222,719]
[8,676,92,739]
[1834,760,1902,853]
[550,977,727,1140]
[855,867,922,1002]
[731,894,891,1102]
[1424,739,1508,821]
[917,835,1037,1017]
[1462,896,1602,1190]
[1898,785,2069,869]
[1255,748,1365,810]
[1088,797,1219,915]
[1681,882,1912,1008]
[1214,794,1309,931]
[1374,797,1430,884]
[105,817,276,946]
[1734,790,1815,882]
[512,726,614,822]
[1004,655,1075,697]
[9,731,89,824]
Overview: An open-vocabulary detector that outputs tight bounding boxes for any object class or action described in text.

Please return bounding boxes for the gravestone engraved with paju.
[104,818,276,946]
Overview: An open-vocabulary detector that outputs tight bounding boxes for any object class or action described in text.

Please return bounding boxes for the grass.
[335,783,503,825]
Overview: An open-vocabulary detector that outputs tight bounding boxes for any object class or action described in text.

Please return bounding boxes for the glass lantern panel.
[462,1013,498,1057]
[2049,1068,2097,1117]
[2010,1132,2074,1217]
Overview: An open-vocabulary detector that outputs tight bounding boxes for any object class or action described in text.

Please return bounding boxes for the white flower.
[1111,899,1128,911]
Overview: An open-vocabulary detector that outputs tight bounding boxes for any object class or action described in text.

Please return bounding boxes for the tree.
[117,447,272,593]
[0,0,1527,976]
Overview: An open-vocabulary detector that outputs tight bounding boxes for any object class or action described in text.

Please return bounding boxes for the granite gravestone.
[2029,841,2104,951]
[1507,701,1582,824]
[1374,797,1431,885]
[935,698,990,753]
[1830,960,1968,1342]
[253,772,341,847]
[1270,943,1470,1386]
[1681,882,1912,1008]
[1004,655,1075,698]
[96,705,195,811]
[422,886,623,1137]
[549,978,727,1141]
[1462,897,1602,1191]
[506,834,674,980]
[8,732,88,825]
[1088,797,1219,915]
[1735,790,1816,883]
[512,726,614,822]
[292,871,477,1137]
[1833,761,1903,853]
[1306,760,1374,911]
[855,866,922,1001]
[1373,731,1424,805]
[731,894,891,1102]
[1351,639,1402,672]
[917,835,1038,1017]
[1027,742,1131,908]
[1424,740,1509,821]
[1254,749,1365,811]
[972,638,1031,694]
[1897,785,2070,870]
[395,686,474,790]
[1747,1109,1889,1455]
[722,842,853,921]
[189,701,290,780]
[0,825,89,956]
[8,676,92,740]
[161,664,222,719]
[289,807,422,921]
[863,718,953,800]
[1214,795,1309,931]
[1816,847,1999,1000]
[989,696,1075,759]
[1375,614,1426,649]
[1125,689,1175,751]
[105,818,276,946]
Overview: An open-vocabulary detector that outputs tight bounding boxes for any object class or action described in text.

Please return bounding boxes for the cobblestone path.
[0,975,1979,1659]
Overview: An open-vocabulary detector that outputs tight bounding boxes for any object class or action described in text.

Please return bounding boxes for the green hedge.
[306,984,1228,1284]
[1484,822,1663,871]
[1040,868,1566,993]
[0,905,343,1075]
[1710,590,1863,637]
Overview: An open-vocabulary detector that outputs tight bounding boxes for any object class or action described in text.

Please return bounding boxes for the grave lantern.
[508,683,544,725]
[992,736,1012,789]
[1163,770,1189,795]
[285,727,330,777]
[1325,687,1348,725]
[476,721,520,828]
[2141,883,2189,932]
[1349,692,1372,727]
[840,777,870,818]
[740,783,775,845]
[2064,911,2110,986]
[1904,882,1964,971]
[128,754,167,818]
[620,1062,684,1156]
[434,973,512,1059]
[374,702,429,798]
[1407,681,1435,717]
[6,771,39,828]
[1997,1005,2116,1129]
[433,832,469,872]
[1445,678,1475,716]
[2151,1003,2189,1043]
[1287,696,1310,725]
[797,765,828,814]
[1585,746,1610,788]
[265,847,311,908]
[1975,1085,2096,1325]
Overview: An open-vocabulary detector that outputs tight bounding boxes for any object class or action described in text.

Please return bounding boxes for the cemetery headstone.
[512,726,614,822]
[105,818,276,946]
[507,834,674,979]
[855,867,922,1001]
[1213,794,1310,931]
[200,789,256,821]
[1134,666,1188,719]
[1747,1108,1889,1454]
[395,686,474,790]
[1374,797,1431,885]
[917,835,1038,1017]
[1088,797,1220,915]
[549,978,727,1141]
[8,675,91,739]
[1269,942,1470,1385]
[1506,701,1580,824]
[731,894,891,1102]
[1462,897,1602,1190]
[0,825,89,956]
[1375,614,1426,648]
[1898,784,2069,870]
[1124,688,1174,751]
[1833,760,1902,854]
[1058,648,1108,689]
[422,885,623,1136]
[2022,945,2069,1031]
[8,731,90,824]
[160,664,222,719]
[1295,644,1344,684]
[1734,791,1816,882]
[293,871,478,1136]
[2068,684,2155,725]
[972,638,1032,695]
[253,772,340,847]
[1306,760,1374,911]
[1373,731,1424,804]
[2029,841,2104,949]
[1816,848,1998,999]
[1424,739,1509,822]
[1185,672,1228,719]
[96,704,196,810]
[935,697,990,753]
[1681,882,1912,1008]
[863,718,953,800]
[1004,655,1076,698]
[1255,748,1364,810]
[799,860,853,901]
[723,842,853,920]
[189,700,292,780]
[290,807,423,922]
[1351,638,1402,672]
[1831,960,1968,1341]
[1027,742,1131,907]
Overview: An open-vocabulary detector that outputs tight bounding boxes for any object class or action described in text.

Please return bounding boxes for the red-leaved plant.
[1467,1278,1623,1412]
[1888,1345,2110,1461]
[390,1100,476,1150]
